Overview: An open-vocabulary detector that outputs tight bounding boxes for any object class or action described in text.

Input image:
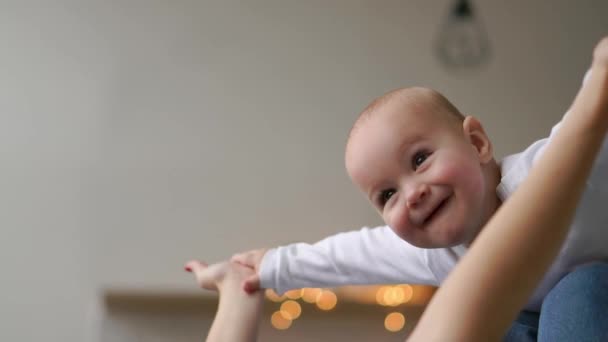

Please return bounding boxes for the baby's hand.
[231,248,268,293]
[184,260,255,293]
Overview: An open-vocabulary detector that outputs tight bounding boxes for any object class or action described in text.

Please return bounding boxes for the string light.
[285,289,302,300]
[384,286,404,306]
[398,284,414,304]
[265,289,286,302]
[376,286,389,306]
[301,288,322,303]
[267,285,422,332]
[315,290,337,311]
[271,311,292,330]
[280,300,302,320]
[384,312,406,332]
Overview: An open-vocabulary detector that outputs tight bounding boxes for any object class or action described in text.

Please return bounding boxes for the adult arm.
[409,38,608,342]
[185,261,264,342]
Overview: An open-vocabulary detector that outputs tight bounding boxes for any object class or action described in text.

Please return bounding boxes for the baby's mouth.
[423,195,451,227]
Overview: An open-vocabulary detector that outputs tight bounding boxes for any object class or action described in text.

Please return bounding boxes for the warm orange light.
[285,289,302,300]
[349,285,379,304]
[393,286,405,303]
[280,300,302,320]
[383,286,404,306]
[271,311,292,330]
[383,287,397,306]
[315,290,337,311]
[398,284,414,304]
[384,312,406,332]
[376,286,389,305]
[265,289,286,302]
[301,288,322,303]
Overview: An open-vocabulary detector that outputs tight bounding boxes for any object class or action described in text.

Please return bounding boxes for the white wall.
[0,1,606,341]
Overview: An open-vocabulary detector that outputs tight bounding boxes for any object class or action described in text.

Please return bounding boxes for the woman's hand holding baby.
[185,260,264,342]
[231,248,268,293]
[184,260,256,294]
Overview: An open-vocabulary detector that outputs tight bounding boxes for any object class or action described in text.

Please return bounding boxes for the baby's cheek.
[385,206,410,239]
[441,159,484,193]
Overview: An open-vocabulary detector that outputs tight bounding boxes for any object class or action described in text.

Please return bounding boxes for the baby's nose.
[406,184,430,209]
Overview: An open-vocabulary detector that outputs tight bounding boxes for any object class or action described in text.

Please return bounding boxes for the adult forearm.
[206,273,264,342]
[410,43,608,342]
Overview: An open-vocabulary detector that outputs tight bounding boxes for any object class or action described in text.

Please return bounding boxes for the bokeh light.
[383,287,396,306]
[265,289,286,302]
[384,312,406,332]
[398,284,414,304]
[376,286,389,305]
[285,289,302,300]
[315,290,337,311]
[267,285,422,331]
[280,300,302,320]
[376,285,415,306]
[301,288,322,303]
[384,286,405,306]
[271,311,292,330]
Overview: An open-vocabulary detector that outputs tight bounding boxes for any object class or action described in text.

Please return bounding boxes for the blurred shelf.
[103,285,437,315]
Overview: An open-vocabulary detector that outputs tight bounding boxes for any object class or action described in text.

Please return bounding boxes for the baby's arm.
[409,37,608,342]
[233,226,435,294]
[185,260,264,342]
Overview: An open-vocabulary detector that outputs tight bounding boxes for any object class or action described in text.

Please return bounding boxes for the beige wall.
[0,1,606,341]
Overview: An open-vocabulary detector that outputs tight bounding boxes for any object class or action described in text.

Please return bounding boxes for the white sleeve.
[258,225,436,294]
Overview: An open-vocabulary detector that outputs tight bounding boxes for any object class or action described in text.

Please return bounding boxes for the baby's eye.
[412,151,430,170]
[379,189,396,206]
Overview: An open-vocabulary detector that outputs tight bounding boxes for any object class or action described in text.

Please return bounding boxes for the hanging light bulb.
[435,0,491,69]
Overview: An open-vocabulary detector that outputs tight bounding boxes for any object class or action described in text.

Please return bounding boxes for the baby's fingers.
[242,274,261,294]
[184,260,217,291]
[184,260,207,273]
[231,252,257,268]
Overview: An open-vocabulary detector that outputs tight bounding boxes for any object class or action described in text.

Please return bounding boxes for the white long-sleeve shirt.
[260,71,608,311]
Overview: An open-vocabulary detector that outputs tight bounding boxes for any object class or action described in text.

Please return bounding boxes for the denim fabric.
[504,262,608,342]
[538,262,608,342]
[504,310,538,342]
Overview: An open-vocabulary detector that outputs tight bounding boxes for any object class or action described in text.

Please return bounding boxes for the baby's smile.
[421,193,452,229]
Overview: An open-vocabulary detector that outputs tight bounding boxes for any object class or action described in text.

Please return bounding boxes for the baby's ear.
[462,116,493,163]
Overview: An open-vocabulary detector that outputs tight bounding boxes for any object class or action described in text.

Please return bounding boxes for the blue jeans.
[503,262,608,342]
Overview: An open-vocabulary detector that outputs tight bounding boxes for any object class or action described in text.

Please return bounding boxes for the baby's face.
[346,103,490,248]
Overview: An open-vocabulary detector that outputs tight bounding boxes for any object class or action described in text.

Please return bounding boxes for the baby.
[229,55,608,338]
[189,37,608,342]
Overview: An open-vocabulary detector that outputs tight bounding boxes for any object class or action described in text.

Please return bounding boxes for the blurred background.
[1,1,606,341]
